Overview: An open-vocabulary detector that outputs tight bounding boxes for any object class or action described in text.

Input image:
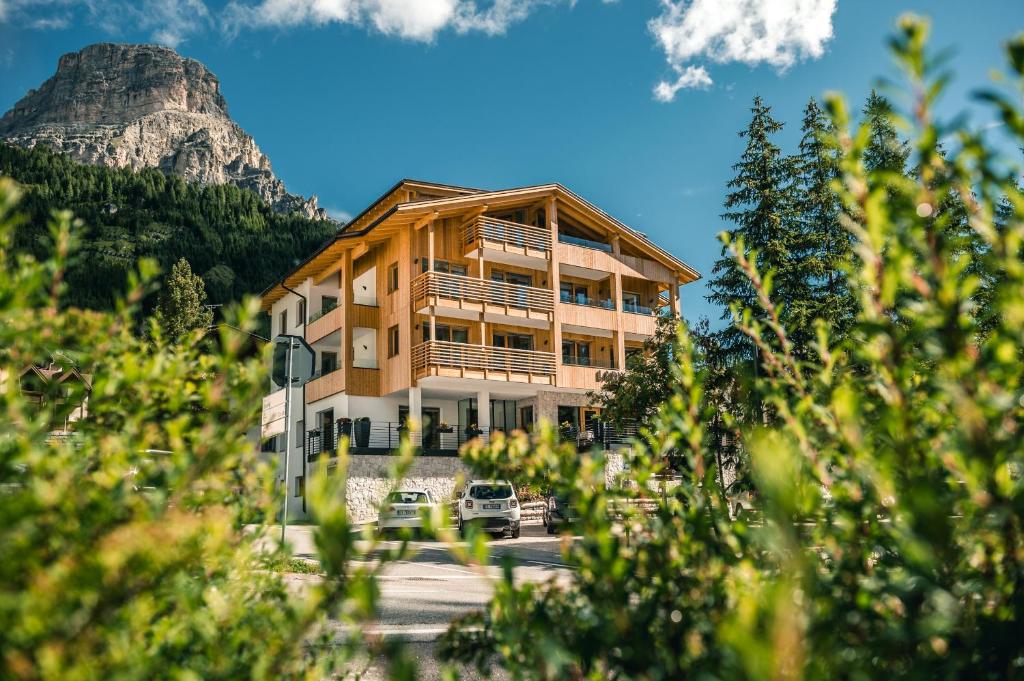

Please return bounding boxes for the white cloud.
[650,0,838,102]
[653,64,711,102]
[223,0,564,42]
[0,0,210,47]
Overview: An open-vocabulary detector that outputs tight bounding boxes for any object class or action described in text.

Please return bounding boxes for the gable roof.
[260,180,701,309]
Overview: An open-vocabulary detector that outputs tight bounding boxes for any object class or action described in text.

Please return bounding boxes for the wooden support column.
[428,220,436,341]
[670,277,681,318]
[548,195,562,386]
[613,270,626,372]
[341,249,354,374]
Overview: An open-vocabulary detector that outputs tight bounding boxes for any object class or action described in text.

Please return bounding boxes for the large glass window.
[422,258,468,275]
[494,332,534,351]
[562,340,592,366]
[321,351,338,374]
[320,296,338,314]
[424,324,469,343]
[491,270,533,286]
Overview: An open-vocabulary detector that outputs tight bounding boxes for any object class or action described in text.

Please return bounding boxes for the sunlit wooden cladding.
[412,272,554,312]
[463,215,552,255]
[412,341,556,381]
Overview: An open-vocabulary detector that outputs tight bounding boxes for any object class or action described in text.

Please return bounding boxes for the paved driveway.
[274,523,575,679]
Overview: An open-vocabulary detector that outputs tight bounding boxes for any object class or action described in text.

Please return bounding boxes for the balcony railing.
[622,301,655,315]
[307,421,491,458]
[305,367,345,402]
[560,421,638,451]
[412,340,556,376]
[558,233,612,253]
[463,216,552,254]
[412,271,554,312]
[562,355,616,369]
[560,292,615,310]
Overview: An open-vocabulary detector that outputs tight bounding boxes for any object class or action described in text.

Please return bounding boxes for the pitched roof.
[260,180,701,308]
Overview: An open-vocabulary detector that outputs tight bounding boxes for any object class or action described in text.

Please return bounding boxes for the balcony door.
[493,332,534,351]
[424,324,469,343]
[562,339,592,367]
[492,270,533,307]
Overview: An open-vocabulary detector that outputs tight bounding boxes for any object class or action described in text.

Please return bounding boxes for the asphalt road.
[283,523,572,633]
[277,522,575,679]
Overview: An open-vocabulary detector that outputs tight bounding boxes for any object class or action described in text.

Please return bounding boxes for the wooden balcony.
[463,216,551,270]
[411,271,553,324]
[622,308,658,339]
[306,305,343,343]
[305,368,345,403]
[412,341,555,384]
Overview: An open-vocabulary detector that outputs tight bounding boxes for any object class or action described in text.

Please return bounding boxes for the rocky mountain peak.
[0,43,327,220]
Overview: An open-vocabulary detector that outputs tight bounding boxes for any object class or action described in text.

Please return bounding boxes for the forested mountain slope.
[0,142,338,310]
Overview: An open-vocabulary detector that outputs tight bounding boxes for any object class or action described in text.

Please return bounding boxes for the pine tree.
[707,96,802,363]
[863,90,910,175]
[792,98,855,346]
[155,258,213,339]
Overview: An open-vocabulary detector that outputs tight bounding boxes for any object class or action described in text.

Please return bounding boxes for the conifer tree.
[792,98,855,345]
[863,90,911,175]
[707,96,801,363]
[155,258,213,339]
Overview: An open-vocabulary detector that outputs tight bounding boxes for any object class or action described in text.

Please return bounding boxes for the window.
[562,340,592,366]
[278,309,287,336]
[321,351,338,374]
[532,208,546,228]
[520,406,535,430]
[321,296,338,314]
[296,420,304,448]
[560,281,589,304]
[490,270,532,286]
[295,475,305,497]
[261,436,279,453]
[296,299,306,324]
[623,291,641,307]
[388,325,400,357]
[493,332,534,351]
[422,258,468,276]
[558,406,579,430]
[424,324,469,343]
[387,263,399,293]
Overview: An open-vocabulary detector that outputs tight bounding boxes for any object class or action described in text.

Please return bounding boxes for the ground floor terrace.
[301,377,636,460]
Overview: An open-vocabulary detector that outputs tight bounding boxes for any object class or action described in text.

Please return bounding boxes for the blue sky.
[0,0,1021,324]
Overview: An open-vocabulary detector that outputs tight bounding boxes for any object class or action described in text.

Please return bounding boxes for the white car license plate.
[397,509,416,516]
[483,503,501,510]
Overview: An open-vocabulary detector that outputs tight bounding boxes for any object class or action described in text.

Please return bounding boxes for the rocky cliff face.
[0,43,326,220]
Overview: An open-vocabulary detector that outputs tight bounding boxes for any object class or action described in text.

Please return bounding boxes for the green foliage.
[0,142,337,311]
[792,98,856,345]
[154,257,214,338]
[709,96,804,363]
[0,180,414,678]
[588,314,681,431]
[442,18,1024,680]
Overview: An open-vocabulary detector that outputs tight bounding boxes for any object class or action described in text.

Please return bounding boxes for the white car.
[457,480,521,538]
[377,489,439,534]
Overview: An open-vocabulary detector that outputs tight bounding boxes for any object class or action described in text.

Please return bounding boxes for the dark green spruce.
[0,143,338,311]
[707,95,803,363]
[791,97,855,347]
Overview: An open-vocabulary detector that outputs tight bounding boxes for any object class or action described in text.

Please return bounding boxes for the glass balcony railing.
[622,301,655,315]
[560,292,615,310]
[562,355,616,369]
[558,233,612,253]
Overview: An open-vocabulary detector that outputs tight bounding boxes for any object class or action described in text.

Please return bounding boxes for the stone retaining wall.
[344,455,470,523]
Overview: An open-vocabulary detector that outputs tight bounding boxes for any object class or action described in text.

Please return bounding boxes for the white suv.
[457,480,521,538]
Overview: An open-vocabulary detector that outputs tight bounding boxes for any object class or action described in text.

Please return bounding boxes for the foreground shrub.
[0,182,419,679]
[442,18,1024,680]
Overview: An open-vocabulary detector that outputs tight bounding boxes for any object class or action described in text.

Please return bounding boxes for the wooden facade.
[261,180,699,407]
